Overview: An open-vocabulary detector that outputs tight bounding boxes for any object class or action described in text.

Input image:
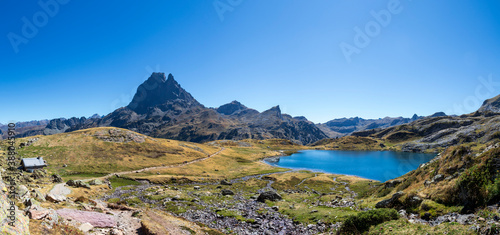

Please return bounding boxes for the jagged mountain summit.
[100,73,327,144]
[29,73,326,144]
[127,73,201,114]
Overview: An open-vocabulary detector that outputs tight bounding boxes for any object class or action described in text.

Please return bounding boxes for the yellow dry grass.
[13,127,220,176]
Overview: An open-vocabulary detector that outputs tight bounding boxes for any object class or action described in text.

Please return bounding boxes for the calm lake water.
[264,150,435,182]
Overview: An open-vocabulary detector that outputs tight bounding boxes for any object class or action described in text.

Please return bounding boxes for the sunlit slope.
[7,127,220,177]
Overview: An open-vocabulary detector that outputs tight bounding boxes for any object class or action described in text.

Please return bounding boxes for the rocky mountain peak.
[149,72,167,83]
[262,105,283,120]
[478,94,500,113]
[127,73,200,114]
[217,100,248,115]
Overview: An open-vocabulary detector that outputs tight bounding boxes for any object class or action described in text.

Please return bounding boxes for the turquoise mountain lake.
[264,150,435,182]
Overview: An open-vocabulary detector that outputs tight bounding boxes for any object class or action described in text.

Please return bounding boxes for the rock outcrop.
[257,191,282,202]
[56,208,117,227]
[478,94,500,113]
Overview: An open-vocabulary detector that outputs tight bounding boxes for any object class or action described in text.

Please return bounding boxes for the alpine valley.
[3,73,500,234]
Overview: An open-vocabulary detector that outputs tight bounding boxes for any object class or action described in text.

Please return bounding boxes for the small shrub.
[337,208,399,234]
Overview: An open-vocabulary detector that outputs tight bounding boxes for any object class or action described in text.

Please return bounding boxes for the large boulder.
[56,208,117,227]
[31,169,46,179]
[221,189,234,196]
[384,180,402,188]
[28,209,50,220]
[17,185,29,199]
[89,179,103,185]
[51,174,63,183]
[375,191,405,209]
[432,174,444,183]
[32,189,46,201]
[67,180,91,189]
[46,193,66,203]
[257,191,282,203]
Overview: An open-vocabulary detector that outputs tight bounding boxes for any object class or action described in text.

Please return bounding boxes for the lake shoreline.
[262,149,436,182]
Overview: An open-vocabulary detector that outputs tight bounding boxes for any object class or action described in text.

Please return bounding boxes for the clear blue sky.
[1,0,500,124]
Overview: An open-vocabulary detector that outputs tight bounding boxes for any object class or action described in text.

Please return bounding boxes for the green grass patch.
[109,176,141,188]
[107,198,121,203]
[338,208,399,234]
[350,180,381,198]
[216,209,255,223]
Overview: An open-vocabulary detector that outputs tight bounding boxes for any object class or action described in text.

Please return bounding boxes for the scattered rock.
[256,191,282,203]
[457,214,475,225]
[66,180,91,189]
[432,174,444,183]
[28,209,50,220]
[17,185,29,199]
[31,170,46,179]
[384,180,402,188]
[46,193,66,203]
[194,186,201,190]
[24,198,40,209]
[221,180,233,185]
[89,179,103,185]
[108,203,135,211]
[78,222,94,232]
[32,189,45,201]
[375,191,404,209]
[221,189,234,196]
[406,196,423,207]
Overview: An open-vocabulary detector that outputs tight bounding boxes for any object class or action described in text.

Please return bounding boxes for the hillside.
[3,120,499,233]
[8,127,220,179]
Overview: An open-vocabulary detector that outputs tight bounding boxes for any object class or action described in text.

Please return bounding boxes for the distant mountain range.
[346,95,500,152]
[1,72,455,145]
[316,112,447,138]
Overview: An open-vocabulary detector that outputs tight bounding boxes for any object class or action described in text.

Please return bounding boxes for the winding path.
[103,147,226,178]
